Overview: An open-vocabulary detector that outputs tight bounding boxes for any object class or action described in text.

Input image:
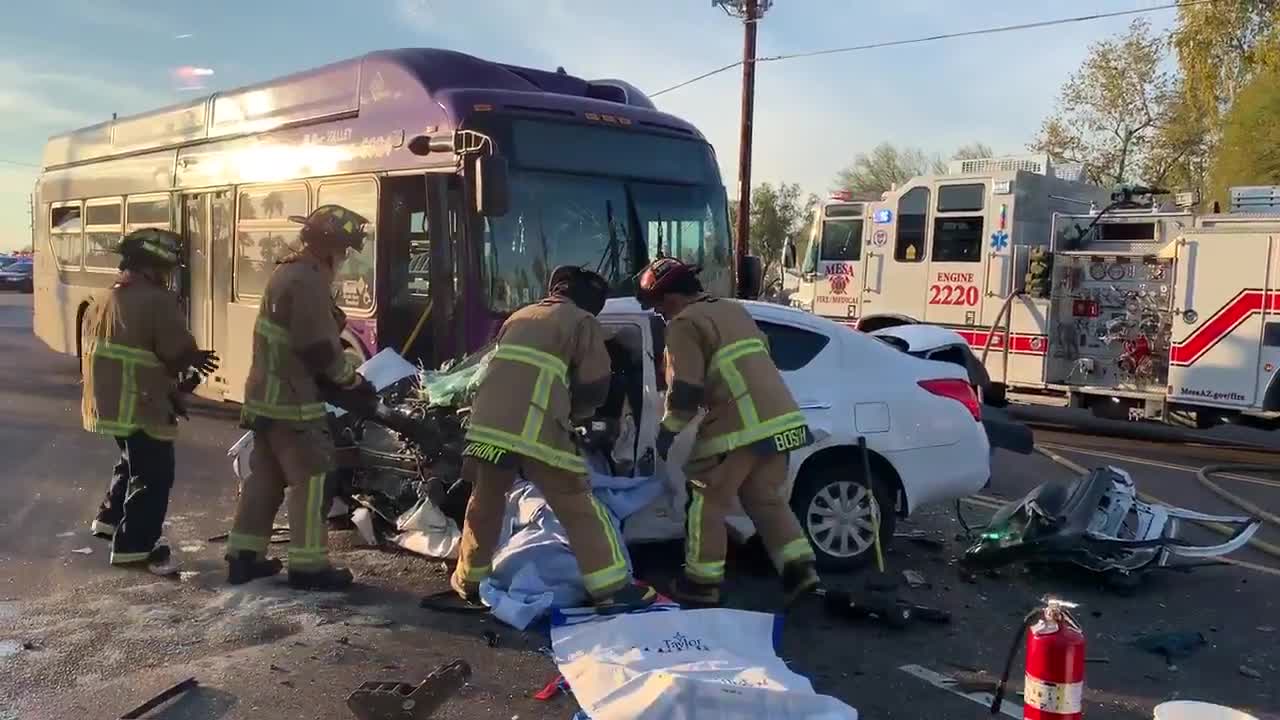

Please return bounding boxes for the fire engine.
[781,155,1280,430]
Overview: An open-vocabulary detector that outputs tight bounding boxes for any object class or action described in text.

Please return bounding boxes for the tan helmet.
[289,205,370,253]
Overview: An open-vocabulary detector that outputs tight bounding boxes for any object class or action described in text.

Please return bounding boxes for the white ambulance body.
[781,157,1280,429]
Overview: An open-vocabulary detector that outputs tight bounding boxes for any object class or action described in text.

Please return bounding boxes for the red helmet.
[635,257,701,310]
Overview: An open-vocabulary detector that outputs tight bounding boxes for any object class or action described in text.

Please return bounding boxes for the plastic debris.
[1239,665,1262,679]
[71,547,93,555]
[902,570,927,589]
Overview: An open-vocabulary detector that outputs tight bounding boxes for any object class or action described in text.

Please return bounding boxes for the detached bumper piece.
[963,466,1261,576]
[347,660,472,720]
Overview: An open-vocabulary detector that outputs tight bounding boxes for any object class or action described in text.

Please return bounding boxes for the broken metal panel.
[963,466,1262,574]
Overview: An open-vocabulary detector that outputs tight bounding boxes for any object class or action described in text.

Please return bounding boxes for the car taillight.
[918,378,981,421]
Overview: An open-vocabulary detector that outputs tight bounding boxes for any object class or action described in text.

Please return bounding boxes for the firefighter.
[636,257,820,607]
[225,205,375,590]
[82,228,219,576]
[451,266,655,611]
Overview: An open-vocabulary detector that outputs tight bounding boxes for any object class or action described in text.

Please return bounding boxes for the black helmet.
[289,205,370,253]
[635,257,701,310]
[117,228,181,269]
[548,265,610,316]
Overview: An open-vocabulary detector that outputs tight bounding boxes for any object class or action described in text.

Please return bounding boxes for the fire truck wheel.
[790,463,896,571]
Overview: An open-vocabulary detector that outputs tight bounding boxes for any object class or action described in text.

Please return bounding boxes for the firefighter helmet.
[117,228,181,268]
[548,265,610,316]
[635,257,702,310]
[289,205,370,253]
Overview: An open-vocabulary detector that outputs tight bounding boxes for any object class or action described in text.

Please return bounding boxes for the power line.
[651,0,1214,97]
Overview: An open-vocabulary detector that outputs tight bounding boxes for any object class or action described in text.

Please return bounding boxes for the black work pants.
[95,449,131,529]
[107,433,176,564]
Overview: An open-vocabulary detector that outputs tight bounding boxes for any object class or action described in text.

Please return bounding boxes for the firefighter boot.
[668,575,722,607]
[90,519,116,540]
[782,560,821,607]
[226,550,284,585]
[449,572,481,603]
[288,565,354,591]
[114,543,181,577]
[593,583,659,615]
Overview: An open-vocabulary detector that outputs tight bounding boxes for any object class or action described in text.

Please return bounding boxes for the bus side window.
[50,203,84,269]
[316,180,378,312]
[894,187,928,263]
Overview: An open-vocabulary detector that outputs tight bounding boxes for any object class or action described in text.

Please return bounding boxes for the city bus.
[33,48,745,402]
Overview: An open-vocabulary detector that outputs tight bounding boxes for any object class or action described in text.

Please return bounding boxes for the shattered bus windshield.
[479,118,732,312]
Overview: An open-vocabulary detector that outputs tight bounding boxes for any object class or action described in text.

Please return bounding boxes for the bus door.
[810,204,864,323]
[924,182,989,328]
[869,187,930,321]
[181,190,234,399]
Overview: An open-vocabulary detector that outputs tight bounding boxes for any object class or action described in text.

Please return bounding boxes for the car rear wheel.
[790,463,896,572]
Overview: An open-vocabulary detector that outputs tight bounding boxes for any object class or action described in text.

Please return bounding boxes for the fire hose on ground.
[1034,445,1280,564]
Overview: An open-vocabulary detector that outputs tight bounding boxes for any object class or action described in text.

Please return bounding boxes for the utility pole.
[716,0,771,297]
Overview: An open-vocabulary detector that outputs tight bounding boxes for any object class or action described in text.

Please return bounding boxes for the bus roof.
[41,48,703,170]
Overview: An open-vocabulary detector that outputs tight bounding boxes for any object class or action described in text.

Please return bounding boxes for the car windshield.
[8,262,31,273]
[479,118,732,313]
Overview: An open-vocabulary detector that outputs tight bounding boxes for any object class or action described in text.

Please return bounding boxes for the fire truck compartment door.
[925,183,989,327]
[1168,232,1276,408]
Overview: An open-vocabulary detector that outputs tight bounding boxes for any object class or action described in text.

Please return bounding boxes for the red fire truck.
[781,156,1280,430]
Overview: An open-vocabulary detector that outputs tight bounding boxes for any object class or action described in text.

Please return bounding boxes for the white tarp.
[479,457,664,630]
[550,606,858,720]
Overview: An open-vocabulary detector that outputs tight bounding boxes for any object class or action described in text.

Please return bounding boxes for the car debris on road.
[346,659,471,720]
[961,466,1261,582]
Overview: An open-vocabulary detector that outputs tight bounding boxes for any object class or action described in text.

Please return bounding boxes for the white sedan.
[598,298,991,570]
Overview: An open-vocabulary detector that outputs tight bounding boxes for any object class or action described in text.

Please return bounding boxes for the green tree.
[1171,0,1280,124]
[1030,19,1173,186]
[730,182,814,287]
[1207,63,1280,205]
[835,142,946,196]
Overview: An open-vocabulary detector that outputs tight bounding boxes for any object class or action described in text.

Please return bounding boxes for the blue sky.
[0,0,1179,251]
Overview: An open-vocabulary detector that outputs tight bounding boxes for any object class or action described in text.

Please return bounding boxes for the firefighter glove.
[656,426,676,461]
[192,350,220,376]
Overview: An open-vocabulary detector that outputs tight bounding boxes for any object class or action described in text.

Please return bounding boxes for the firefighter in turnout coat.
[82,228,219,575]
[636,257,821,607]
[451,266,655,611]
[225,205,374,590]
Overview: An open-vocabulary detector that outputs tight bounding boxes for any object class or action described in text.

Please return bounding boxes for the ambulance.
[781,155,1280,430]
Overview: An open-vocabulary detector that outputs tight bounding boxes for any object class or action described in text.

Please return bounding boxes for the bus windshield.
[479,119,732,312]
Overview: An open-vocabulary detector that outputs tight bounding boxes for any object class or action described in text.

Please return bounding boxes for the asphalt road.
[1,292,1278,720]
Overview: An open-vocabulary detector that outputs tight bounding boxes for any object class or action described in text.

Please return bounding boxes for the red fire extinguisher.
[992,598,1085,719]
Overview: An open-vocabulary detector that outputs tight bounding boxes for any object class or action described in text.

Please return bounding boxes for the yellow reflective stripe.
[88,418,139,436]
[93,341,162,366]
[686,560,726,582]
[227,532,269,554]
[241,400,328,422]
[458,563,491,582]
[579,496,627,595]
[520,368,553,440]
[493,344,568,383]
[661,414,689,432]
[692,411,810,459]
[465,424,586,474]
[709,338,767,373]
[719,362,759,426]
[304,473,323,552]
[110,551,151,564]
[582,563,630,594]
[287,548,328,569]
[255,317,290,344]
[685,490,704,568]
[777,537,816,565]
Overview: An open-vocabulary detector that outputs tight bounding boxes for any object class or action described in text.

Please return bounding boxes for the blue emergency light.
[874,209,893,224]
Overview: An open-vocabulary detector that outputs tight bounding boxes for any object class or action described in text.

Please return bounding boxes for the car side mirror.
[474,155,509,217]
[741,254,764,300]
[782,240,797,270]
